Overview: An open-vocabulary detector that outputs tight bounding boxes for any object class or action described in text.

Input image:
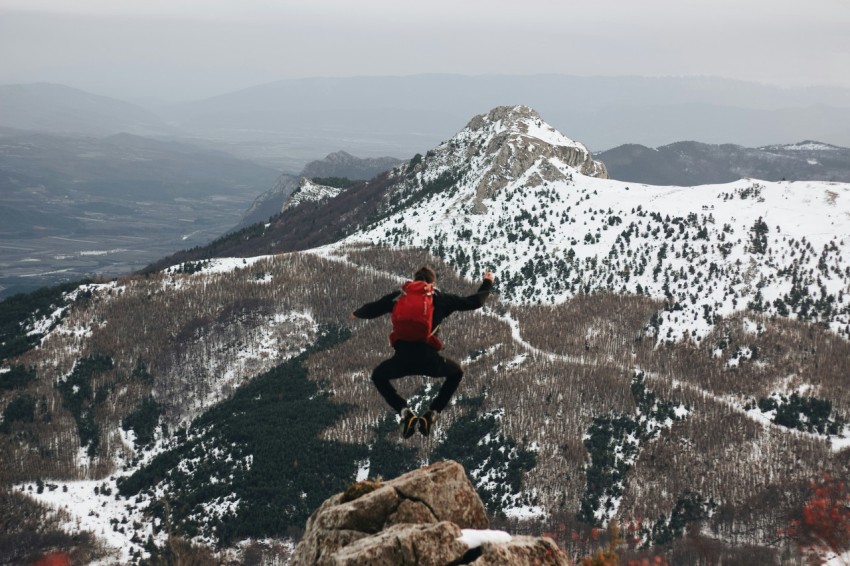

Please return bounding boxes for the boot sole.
[417,416,433,437]
[401,416,418,438]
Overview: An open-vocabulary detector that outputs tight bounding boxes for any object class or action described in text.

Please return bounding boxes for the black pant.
[371,342,463,414]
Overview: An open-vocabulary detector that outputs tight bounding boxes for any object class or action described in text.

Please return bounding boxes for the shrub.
[788,473,850,559]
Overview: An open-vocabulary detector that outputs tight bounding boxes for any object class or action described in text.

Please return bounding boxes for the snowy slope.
[346,105,850,343]
[15,256,320,564]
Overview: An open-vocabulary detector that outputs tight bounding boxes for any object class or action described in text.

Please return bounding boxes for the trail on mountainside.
[311,244,836,448]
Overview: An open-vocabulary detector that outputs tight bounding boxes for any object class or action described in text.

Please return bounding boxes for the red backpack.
[390,280,443,350]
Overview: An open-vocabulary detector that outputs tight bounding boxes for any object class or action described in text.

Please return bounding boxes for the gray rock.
[332,522,468,566]
[291,459,570,566]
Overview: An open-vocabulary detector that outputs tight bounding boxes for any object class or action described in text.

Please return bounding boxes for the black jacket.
[353,279,493,342]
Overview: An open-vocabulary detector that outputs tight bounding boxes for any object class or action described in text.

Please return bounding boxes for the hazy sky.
[1,0,849,101]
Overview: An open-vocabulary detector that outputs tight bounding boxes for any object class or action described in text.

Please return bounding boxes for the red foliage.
[625,519,644,549]
[30,552,71,566]
[788,473,850,557]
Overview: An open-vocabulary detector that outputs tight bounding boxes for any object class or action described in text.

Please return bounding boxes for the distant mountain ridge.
[597,139,850,185]
[156,74,850,157]
[301,150,403,180]
[0,83,175,137]
[4,77,850,171]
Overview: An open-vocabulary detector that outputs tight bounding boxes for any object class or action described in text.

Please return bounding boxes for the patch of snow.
[830,430,850,452]
[782,142,838,151]
[458,529,513,548]
[254,273,273,283]
[165,256,275,278]
[79,249,129,256]
[20,474,158,564]
[673,405,691,419]
[355,459,371,482]
[26,281,121,341]
[727,347,753,368]
[503,504,547,519]
[26,306,68,336]
[742,318,762,335]
[523,117,585,152]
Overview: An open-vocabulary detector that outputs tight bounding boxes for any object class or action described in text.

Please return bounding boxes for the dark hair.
[414,266,436,284]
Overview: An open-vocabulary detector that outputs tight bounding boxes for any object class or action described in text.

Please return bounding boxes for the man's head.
[414,266,436,284]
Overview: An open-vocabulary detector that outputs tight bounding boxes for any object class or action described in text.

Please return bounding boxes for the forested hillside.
[2,244,848,563]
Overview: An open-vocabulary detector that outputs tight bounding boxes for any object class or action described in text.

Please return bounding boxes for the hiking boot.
[400,408,418,439]
[418,410,437,437]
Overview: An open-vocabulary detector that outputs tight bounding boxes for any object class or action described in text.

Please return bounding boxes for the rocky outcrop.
[462,106,608,213]
[291,460,569,565]
[282,178,346,211]
[238,151,402,229]
[237,172,300,228]
[466,106,607,179]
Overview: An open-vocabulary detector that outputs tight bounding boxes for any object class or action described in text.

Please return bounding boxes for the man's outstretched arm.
[440,272,495,312]
[352,291,400,319]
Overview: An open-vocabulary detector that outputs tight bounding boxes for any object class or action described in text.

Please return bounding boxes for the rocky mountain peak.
[462,104,607,178]
[390,106,607,216]
[292,460,568,565]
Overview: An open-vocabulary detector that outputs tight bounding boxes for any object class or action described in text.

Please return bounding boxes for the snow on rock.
[458,528,513,547]
[292,460,569,565]
[283,178,346,211]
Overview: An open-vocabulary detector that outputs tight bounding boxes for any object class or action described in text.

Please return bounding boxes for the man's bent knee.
[447,369,463,384]
[372,371,389,386]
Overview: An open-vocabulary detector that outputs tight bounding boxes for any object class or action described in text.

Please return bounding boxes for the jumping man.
[352,266,494,437]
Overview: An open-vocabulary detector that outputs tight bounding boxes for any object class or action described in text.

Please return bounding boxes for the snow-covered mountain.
[344,105,850,343]
[4,105,850,565]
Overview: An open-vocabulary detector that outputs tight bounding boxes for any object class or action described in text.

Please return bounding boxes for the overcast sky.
[1,0,849,102]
